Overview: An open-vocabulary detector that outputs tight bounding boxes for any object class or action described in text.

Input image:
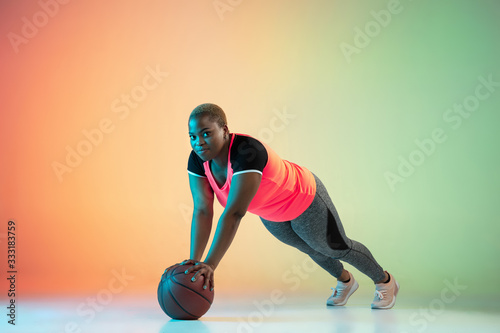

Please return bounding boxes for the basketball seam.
[171,270,186,277]
[166,277,197,319]
[165,266,188,280]
[170,277,213,304]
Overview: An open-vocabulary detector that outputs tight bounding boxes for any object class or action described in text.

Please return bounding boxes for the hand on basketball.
[180,259,199,266]
[164,259,198,274]
[185,262,215,291]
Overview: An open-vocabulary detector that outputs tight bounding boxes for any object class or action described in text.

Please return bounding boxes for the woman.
[167,103,399,309]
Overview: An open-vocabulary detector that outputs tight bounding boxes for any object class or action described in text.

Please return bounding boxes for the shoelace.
[330,287,344,298]
[374,290,386,300]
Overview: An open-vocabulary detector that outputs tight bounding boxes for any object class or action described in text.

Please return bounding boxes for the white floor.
[2,293,499,333]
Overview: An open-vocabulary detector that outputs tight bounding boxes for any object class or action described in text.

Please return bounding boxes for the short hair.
[189,103,227,129]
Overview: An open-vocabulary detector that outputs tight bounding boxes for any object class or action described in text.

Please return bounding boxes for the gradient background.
[1,0,499,310]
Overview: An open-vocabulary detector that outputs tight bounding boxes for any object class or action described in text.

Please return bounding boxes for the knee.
[328,240,350,250]
[326,211,350,251]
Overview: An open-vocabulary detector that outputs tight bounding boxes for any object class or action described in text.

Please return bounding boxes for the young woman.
[166,103,399,309]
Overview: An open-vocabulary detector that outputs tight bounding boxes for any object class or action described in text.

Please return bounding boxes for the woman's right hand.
[163,259,199,275]
[180,259,200,266]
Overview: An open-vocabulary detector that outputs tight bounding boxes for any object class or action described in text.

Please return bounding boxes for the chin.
[198,153,211,161]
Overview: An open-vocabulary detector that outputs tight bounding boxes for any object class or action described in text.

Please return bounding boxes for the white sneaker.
[371,271,400,309]
[327,271,359,306]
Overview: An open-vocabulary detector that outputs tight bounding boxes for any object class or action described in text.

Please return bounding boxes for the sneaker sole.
[327,280,359,306]
[371,280,400,310]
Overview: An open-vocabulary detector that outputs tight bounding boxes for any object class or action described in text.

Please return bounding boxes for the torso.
[190,132,316,222]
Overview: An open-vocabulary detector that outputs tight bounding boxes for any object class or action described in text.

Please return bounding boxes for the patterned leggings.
[260,173,386,283]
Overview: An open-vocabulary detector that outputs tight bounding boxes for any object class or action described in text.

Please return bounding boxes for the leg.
[260,217,345,279]
[290,173,387,283]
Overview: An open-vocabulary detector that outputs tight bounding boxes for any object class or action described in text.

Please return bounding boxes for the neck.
[212,133,231,168]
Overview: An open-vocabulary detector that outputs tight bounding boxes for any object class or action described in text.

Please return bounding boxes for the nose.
[195,137,206,147]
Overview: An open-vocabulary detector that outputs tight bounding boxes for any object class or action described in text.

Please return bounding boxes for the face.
[188,115,228,161]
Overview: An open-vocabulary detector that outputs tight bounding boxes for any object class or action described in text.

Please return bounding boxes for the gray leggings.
[260,173,386,283]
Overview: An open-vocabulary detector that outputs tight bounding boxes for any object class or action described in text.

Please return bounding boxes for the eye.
[203,132,210,137]
[189,135,195,140]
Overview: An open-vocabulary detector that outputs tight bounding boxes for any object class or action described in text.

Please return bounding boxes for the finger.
[185,264,201,275]
[191,268,204,282]
[182,259,199,267]
[193,267,212,284]
[202,271,213,290]
[202,276,209,290]
[195,269,209,289]
[203,272,214,291]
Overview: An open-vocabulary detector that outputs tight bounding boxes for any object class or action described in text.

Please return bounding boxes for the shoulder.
[230,134,268,173]
[187,150,207,177]
[231,133,267,154]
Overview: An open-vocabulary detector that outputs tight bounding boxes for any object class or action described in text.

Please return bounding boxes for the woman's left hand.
[184,262,215,291]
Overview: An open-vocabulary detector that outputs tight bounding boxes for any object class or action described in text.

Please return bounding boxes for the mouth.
[197,148,209,154]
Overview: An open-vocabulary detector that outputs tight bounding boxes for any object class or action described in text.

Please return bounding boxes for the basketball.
[157,264,214,320]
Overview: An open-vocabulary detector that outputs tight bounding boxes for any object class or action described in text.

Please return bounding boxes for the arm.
[188,174,214,261]
[187,172,262,290]
[164,174,214,274]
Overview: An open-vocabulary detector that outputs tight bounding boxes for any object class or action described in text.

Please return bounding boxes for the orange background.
[1,0,499,300]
